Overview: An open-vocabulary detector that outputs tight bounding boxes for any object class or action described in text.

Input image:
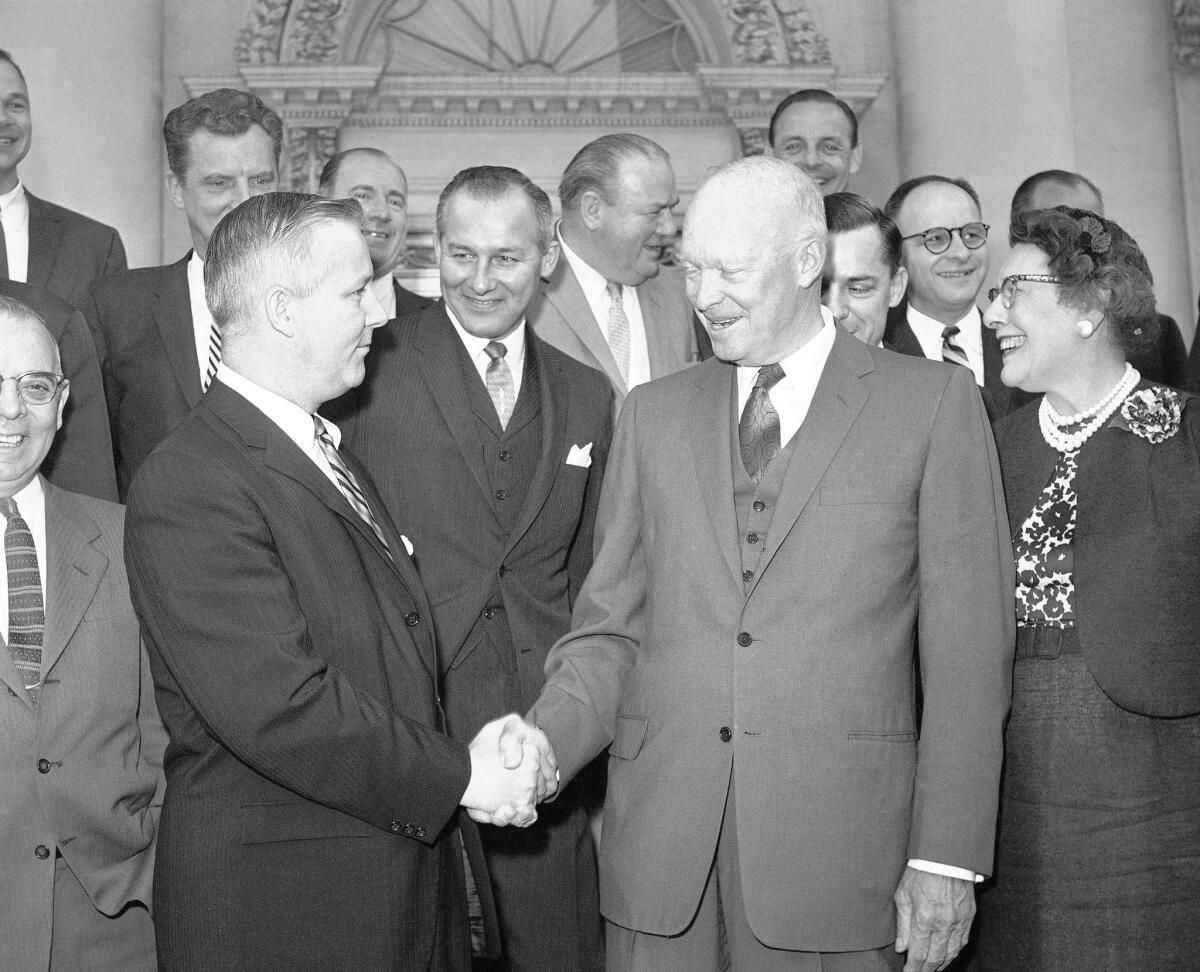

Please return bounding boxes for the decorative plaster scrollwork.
[774,0,831,66]
[285,125,340,191]
[291,0,346,63]
[737,126,769,156]
[1176,0,1200,70]
[719,0,831,66]
[236,0,290,64]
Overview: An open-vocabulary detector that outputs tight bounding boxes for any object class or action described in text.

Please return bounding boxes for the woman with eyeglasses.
[968,207,1200,970]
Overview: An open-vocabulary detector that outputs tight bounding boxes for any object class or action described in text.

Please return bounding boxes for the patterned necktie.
[941,325,971,370]
[3,498,44,705]
[312,417,392,559]
[605,281,632,386]
[0,205,9,281]
[738,363,786,484]
[483,341,516,430]
[202,321,222,392]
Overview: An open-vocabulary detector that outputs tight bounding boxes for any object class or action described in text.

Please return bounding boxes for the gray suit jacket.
[0,481,166,971]
[527,258,699,409]
[25,192,126,312]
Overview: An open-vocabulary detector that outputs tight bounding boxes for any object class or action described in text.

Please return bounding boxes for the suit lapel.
[40,482,107,679]
[24,193,60,293]
[755,330,870,585]
[155,256,203,409]
[544,261,627,395]
[412,307,493,502]
[504,336,567,557]
[687,360,742,586]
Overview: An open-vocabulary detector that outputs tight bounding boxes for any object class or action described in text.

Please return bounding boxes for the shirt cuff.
[908,859,983,883]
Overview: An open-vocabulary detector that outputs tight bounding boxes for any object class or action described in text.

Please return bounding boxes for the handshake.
[460,714,558,827]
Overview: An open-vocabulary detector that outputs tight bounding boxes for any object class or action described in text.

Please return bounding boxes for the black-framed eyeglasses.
[986,274,1062,307]
[901,222,990,254]
[0,372,69,406]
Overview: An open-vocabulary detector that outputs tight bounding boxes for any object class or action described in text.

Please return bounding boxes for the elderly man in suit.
[347,166,612,972]
[124,192,554,972]
[0,295,165,971]
[319,147,432,321]
[88,88,282,498]
[0,51,126,310]
[511,156,1014,971]
[527,133,702,410]
[883,176,1009,417]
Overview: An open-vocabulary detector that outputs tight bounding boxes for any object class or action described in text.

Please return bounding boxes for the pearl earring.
[1077,321,1096,339]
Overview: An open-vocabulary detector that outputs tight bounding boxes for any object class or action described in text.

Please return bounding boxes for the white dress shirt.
[558,230,652,390]
[0,181,30,283]
[446,308,527,399]
[735,305,981,884]
[188,250,219,388]
[906,303,986,388]
[0,476,47,643]
[370,273,396,320]
[215,364,347,492]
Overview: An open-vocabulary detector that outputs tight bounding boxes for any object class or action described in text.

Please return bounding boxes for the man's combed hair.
[767,88,859,149]
[824,192,902,275]
[204,192,364,334]
[0,49,27,86]
[318,147,395,195]
[437,166,555,252]
[163,88,284,181]
[884,175,981,222]
[558,133,670,212]
[1010,169,1104,219]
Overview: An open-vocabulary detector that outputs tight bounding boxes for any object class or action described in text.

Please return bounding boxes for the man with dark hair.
[883,174,1009,415]
[769,88,862,195]
[87,88,283,497]
[0,295,165,972]
[124,190,553,971]
[1008,168,1188,391]
[319,147,431,320]
[528,133,701,410]
[0,50,126,311]
[822,192,907,347]
[346,166,611,971]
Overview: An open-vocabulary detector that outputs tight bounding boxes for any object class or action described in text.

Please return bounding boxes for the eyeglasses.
[0,372,69,406]
[901,222,990,254]
[986,274,1062,307]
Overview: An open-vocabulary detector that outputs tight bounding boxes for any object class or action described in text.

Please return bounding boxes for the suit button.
[402,823,416,836]
[390,821,403,833]
[405,612,420,626]
[746,532,759,544]
[495,489,508,500]
[35,845,51,860]
[499,450,511,461]
[37,758,51,773]
[742,569,754,583]
[719,727,732,743]
[736,632,752,647]
[498,565,507,577]
[416,827,427,838]
[753,500,766,512]
[483,608,496,620]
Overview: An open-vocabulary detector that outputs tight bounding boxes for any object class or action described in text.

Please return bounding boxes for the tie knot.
[755,363,785,391]
[606,280,623,304]
[942,325,961,342]
[484,340,507,362]
[312,415,334,446]
[1,496,16,518]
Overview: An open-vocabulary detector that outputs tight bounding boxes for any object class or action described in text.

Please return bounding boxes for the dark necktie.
[313,417,392,560]
[0,205,9,280]
[3,497,44,705]
[738,363,786,483]
[483,341,516,429]
[941,325,971,370]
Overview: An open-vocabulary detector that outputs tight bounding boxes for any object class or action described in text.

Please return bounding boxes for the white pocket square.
[565,443,593,468]
[400,534,414,556]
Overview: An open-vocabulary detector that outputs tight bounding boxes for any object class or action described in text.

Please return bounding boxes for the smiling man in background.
[769,89,862,196]
[822,192,907,347]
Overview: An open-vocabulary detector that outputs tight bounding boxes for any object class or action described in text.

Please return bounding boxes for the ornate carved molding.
[237,0,347,65]
[1176,0,1200,70]
[718,0,831,66]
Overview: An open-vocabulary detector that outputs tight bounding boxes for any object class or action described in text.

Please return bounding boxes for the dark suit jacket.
[124,378,476,971]
[531,329,1014,950]
[885,298,1010,417]
[26,192,126,311]
[0,279,117,501]
[0,481,165,971]
[87,255,196,499]
[394,279,433,317]
[1186,294,1200,393]
[994,384,1200,717]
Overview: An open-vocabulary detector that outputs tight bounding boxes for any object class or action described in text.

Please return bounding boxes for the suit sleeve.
[124,444,470,840]
[908,366,1015,875]
[566,379,615,602]
[531,387,647,782]
[101,226,128,280]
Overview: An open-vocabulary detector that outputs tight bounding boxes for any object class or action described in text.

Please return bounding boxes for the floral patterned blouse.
[1014,450,1078,627]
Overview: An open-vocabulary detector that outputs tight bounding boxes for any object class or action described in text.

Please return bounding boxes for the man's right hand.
[460,714,557,827]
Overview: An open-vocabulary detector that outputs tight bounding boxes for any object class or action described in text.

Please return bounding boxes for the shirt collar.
[214,363,340,449]
[557,226,611,302]
[908,302,982,347]
[5,473,45,520]
[445,306,527,371]
[736,306,838,393]
[370,274,397,319]
[0,180,24,211]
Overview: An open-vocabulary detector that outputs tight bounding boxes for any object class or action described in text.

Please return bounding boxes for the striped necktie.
[202,322,222,392]
[605,281,632,385]
[0,203,8,280]
[3,497,44,705]
[313,417,392,559]
[941,325,971,370]
[738,363,786,483]
[483,341,516,429]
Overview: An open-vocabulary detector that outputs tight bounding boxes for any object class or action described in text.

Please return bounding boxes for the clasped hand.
[460,714,558,827]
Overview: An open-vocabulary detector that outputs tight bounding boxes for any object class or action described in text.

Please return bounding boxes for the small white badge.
[400,534,414,556]
[565,442,593,468]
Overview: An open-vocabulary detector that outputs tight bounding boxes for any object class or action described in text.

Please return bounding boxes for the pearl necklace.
[1038,363,1140,453]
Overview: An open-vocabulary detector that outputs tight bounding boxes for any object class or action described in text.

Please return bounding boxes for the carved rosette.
[1176,0,1200,70]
